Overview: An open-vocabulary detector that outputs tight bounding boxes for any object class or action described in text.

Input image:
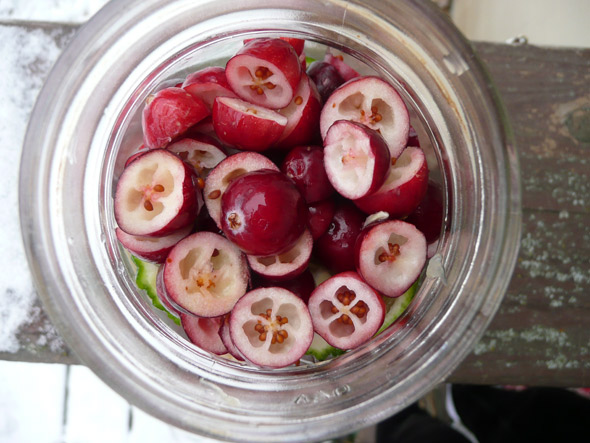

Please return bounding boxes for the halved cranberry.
[182,66,237,110]
[308,271,385,350]
[355,220,427,298]
[229,287,314,368]
[163,231,249,317]
[220,169,307,256]
[247,229,313,281]
[167,135,226,179]
[323,120,390,200]
[353,146,429,218]
[274,73,322,150]
[225,38,302,109]
[320,76,410,159]
[115,224,192,263]
[281,145,334,203]
[114,149,202,237]
[219,315,244,361]
[212,96,287,151]
[315,201,365,273]
[142,87,210,149]
[180,313,228,355]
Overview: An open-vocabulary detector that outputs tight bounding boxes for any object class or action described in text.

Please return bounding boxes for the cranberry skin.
[252,268,316,304]
[406,181,444,244]
[315,201,365,273]
[142,87,210,149]
[221,169,307,256]
[307,199,335,240]
[307,61,345,102]
[281,145,334,203]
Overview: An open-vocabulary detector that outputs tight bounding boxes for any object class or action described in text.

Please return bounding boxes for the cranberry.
[315,201,365,273]
[220,169,308,256]
[281,145,334,203]
[307,199,335,240]
[252,268,316,304]
[307,61,345,102]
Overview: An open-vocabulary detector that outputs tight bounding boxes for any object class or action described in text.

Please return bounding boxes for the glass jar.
[20,0,521,441]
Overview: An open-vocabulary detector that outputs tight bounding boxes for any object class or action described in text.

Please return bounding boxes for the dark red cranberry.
[252,268,316,304]
[220,169,307,256]
[406,180,444,244]
[281,145,334,203]
[307,199,335,240]
[307,61,345,102]
[315,201,365,273]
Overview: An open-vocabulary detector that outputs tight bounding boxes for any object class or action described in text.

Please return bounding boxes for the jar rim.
[20,0,521,441]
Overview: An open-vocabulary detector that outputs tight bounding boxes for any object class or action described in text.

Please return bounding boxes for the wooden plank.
[1,26,589,387]
[473,42,590,214]
[450,42,590,386]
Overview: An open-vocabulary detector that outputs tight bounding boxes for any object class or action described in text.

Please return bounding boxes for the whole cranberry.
[307,61,345,102]
[307,199,335,240]
[315,201,365,273]
[221,169,307,256]
[281,145,334,203]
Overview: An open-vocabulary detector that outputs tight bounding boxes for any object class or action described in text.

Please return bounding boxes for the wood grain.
[450,42,590,386]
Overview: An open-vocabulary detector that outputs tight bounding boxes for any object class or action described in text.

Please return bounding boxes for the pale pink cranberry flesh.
[320,76,410,159]
[182,66,237,110]
[225,38,301,109]
[114,149,203,237]
[315,201,365,273]
[180,313,228,355]
[167,136,227,179]
[323,120,390,200]
[306,61,345,102]
[142,87,210,149]
[354,146,429,219]
[406,180,444,258]
[308,271,385,350]
[212,96,287,151]
[219,315,245,361]
[354,220,427,298]
[247,229,313,281]
[280,145,334,203]
[323,52,360,82]
[274,73,322,150]
[307,199,335,240]
[115,224,192,263]
[203,151,279,229]
[229,287,314,368]
[163,231,249,317]
[252,268,316,304]
[220,169,307,256]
